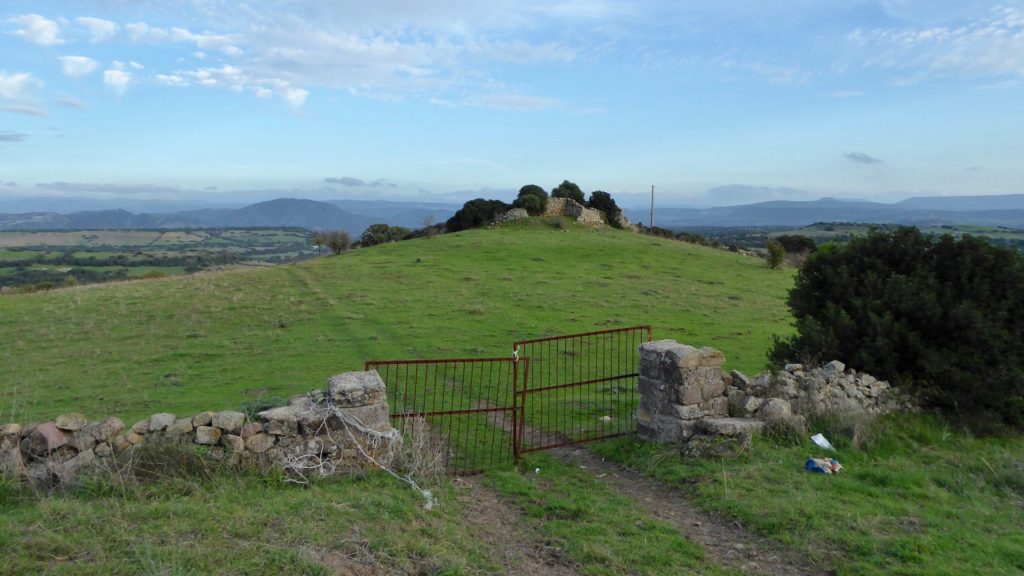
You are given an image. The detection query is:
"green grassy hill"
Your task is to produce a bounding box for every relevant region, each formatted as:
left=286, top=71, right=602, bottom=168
left=1, top=220, right=794, bottom=424
left=3, top=220, right=1020, bottom=575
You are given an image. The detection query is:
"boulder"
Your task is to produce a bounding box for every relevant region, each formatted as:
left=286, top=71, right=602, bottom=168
left=0, top=445, right=24, bottom=476
left=759, top=398, right=792, bottom=421
left=166, top=418, right=194, bottom=437
left=67, top=430, right=97, bottom=452
left=240, top=422, right=263, bottom=438
left=194, top=426, right=222, bottom=445
left=192, top=411, right=215, bottom=427
left=131, top=420, right=150, bottom=434
left=87, top=417, right=124, bottom=442
left=823, top=360, right=846, bottom=375
left=245, top=433, right=276, bottom=453
left=328, top=371, right=387, bottom=408
left=212, top=411, right=245, bottom=434
left=697, top=418, right=765, bottom=438
left=26, top=422, right=68, bottom=455
left=55, top=413, right=88, bottom=431
left=149, top=413, right=176, bottom=432
left=730, top=370, right=752, bottom=390
left=221, top=434, right=245, bottom=452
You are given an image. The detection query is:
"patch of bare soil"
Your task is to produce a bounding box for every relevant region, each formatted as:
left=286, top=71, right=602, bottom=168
left=453, top=476, right=582, bottom=576
left=554, top=447, right=833, bottom=576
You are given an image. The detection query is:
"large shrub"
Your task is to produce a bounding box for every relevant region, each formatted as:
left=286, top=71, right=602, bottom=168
left=512, top=184, right=549, bottom=216
left=770, top=227, right=1024, bottom=431
left=551, top=180, right=585, bottom=204
left=445, top=198, right=511, bottom=232
left=587, top=190, right=621, bottom=227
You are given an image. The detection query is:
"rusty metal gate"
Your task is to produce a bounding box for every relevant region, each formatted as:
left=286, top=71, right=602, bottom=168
left=513, top=325, right=651, bottom=455
left=365, top=325, right=651, bottom=475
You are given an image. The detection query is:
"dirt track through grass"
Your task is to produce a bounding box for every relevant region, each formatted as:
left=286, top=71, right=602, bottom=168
left=556, top=447, right=827, bottom=576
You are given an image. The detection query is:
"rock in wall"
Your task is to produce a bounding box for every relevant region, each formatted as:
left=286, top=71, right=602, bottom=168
left=0, top=371, right=399, bottom=489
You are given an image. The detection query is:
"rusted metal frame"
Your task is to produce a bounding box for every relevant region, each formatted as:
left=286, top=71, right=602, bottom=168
left=390, top=405, right=514, bottom=419
left=517, top=431, right=634, bottom=454
left=518, top=372, right=638, bottom=397
left=366, top=357, right=515, bottom=367
left=512, top=324, right=652, bottom=347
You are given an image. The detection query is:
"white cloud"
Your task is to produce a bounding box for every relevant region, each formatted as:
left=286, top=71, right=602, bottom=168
left=76, top=16, right=117, bottom=43
left=103, top=69, right=132, bottom=94
left=156, top=74, right=188, bottom=87
left=59, top=56, right=99, bottom=78
left=7, top=14, right=63, bottom=45
left=850, top=4, right=1024, bottom=81
left=0, top=71, right=39, bottom=101
left=129, top=61, right=145, bottom=70
left=194, top=51, right=207, bottom=60
left=283, top=87, right=309, bottom=107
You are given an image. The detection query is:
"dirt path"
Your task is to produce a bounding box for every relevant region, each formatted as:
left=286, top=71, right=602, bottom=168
left=453, top=476, right=582, bottom=576
left=553, top=447, right=832, bottom=576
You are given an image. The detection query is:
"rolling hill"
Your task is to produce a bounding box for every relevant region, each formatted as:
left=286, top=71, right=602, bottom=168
left=0, top=220, right=794, bottom=423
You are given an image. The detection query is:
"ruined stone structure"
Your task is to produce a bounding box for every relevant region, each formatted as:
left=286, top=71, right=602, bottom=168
left=637, top=340, right=899, bottom=455
left=0, top=371, right=398, bottom=488
left=542, top=197, right=607, bottom=226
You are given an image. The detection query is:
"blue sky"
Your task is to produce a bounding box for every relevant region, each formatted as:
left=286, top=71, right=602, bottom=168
left=1, top=1, right=1022, bottom=207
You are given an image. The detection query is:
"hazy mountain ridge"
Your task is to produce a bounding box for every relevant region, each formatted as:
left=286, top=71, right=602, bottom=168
left=625, top=196, right=1024, bottom=229
left=1, top=194, right=1022, bottom=232
left=0, top=198, right=460, bottom=235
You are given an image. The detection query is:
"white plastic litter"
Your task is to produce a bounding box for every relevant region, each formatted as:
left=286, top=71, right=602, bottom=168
left=811, top=433, right=834, bottom=450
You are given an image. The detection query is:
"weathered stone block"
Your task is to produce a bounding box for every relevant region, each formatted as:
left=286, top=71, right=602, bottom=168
left=730, top=370, right=752, bottom=390
left=26, top=422, right=68, bottom=455
left=265, top=418, right=298, bottom=436
left=245, top=433, right=276, bottom=453
left=194, top=426, right=222, bottom=445
left=759, top=398, right=792, bottom=421
left=131, top=420, right=150, bottom=434
left=674, top=404, right=704, bottom=420
left=86, top=417, right=124, bottom=442
left=240, top=422, right=263, bottom=438
left=212, top=411, right=245, bottom=434
left=823, top=360, right=846, bottom=375
left=166, top=418, right=194, bottom=437
left=192, top=411, right=215, bottom=427
left=222, top=434, right=245, bottom=452
left=700, top=373, right=727, bottom=400
left=55, top=413, right=87, bottom=431
left=328, top=371, right=387, bottom=407
left=0, top=445, right=24, bottom=476
left=60, top=448, right=97, bottom=482
left=68, top=430, right=97, bottom=452
left=94, top=442, right=112, bottom=457
left=149, top=413, right=176, bottom=432
left=700, top=396, right=729, bottom=417
left=697, top=417, right=765, bottom=438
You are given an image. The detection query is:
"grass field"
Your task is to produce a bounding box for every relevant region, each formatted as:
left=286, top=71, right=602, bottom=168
left=1, top=219, right=1021, bottom=575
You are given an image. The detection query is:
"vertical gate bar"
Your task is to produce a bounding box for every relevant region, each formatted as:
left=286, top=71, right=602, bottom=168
left=521, top=357, right=529, bottom=459
left=486, top=360, right=496, bottom=468
left=512, top=355, right=520, bottom=463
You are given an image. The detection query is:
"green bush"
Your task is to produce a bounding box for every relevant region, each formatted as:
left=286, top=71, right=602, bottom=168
left=770, top=227, right=1024, bottom=432
left=551, top=180, right=585, bottom=204
left=587, top=190, right=621, bottom=227
left=512, top=184, right=549, bottom=216
left=774, top=234, right=816, bottom=254
left=765, top=239, right=785, bottom=269
left=445, top=198, right=511, bottom=232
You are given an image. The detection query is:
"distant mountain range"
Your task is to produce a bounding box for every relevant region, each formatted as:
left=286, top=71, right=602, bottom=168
left=0, top=198, right=460, bottom=235
left=1, top=194, right=1023, bottom=233
left=624, top=195, right=1024, bottom=229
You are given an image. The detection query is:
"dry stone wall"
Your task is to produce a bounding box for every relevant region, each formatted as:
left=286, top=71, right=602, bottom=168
left=0, top=371, right=398, bottom=489
left=637, top=340, right=900, bottom=455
